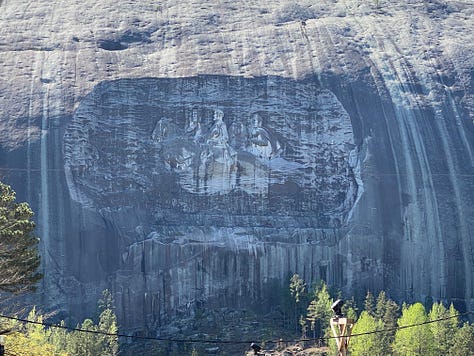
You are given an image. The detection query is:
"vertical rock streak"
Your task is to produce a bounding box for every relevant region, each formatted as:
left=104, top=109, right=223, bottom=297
left=40, top=81, right=50, bottom=287
left=362, top=14, right=472, bottom=303
left=382, top=49, right=442, bottom=299
left=0, top=0, right=472, bottom=333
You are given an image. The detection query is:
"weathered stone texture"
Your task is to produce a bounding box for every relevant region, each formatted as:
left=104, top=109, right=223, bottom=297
left=0, top=0, right=473, bottom=331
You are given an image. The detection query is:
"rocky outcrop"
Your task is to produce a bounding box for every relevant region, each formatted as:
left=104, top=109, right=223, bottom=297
left=62, top=76, right=358, bottom=329
left=0, top=0, right=473, bottom=332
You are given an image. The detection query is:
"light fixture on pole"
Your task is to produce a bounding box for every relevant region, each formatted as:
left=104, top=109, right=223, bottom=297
left=329, top=299, right=354, bottom=356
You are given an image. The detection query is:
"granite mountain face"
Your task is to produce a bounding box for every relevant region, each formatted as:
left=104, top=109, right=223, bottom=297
left=0, top=0, right=473, bottom=332
left=63, top=76, right=358, bottom=329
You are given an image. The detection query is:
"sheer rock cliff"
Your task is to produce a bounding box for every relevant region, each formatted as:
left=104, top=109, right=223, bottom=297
left=0, top=0, right=473, bottom=332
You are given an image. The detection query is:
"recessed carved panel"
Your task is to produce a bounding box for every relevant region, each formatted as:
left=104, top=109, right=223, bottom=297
left=64, top=76, right=357, bottom=228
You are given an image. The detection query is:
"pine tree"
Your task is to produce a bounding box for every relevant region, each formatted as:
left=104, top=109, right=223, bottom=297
left=98, top=288, right=114, bottom=312
left=97, top=308, right=119, bottom=355
left=392, top=302, right=434, bottom=355
left=374, top=291, right=388, bottom=320
left=374, top=291, right=399, bottom=354
left=449, top=322, right=474, bottom=355
left=0, top=181, right=42, bottom=293
left=67, top=319, right=102, bottom=356
left=66, top=290, right=119, bottom=355
left=306, top=282, right=333, bottom=341
left=289, top=273, right=306, bottom=304
left=95, top=289, right=118, bottom=355
left=49, top=320, right=69, bottom=354
left=289, top=274, right=307, bottom=333
left=364, top=291, right=376, bottom=317
left=341, top=296, right=358, bottom=321
left=429, top=302, right=459, bottom=354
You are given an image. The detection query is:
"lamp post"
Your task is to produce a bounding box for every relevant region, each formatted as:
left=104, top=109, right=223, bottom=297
left=330, top=300, right=354, bottom=356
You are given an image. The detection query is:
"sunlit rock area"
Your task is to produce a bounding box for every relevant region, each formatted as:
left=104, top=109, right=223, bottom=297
left=0, top=0, right=473, bottom=342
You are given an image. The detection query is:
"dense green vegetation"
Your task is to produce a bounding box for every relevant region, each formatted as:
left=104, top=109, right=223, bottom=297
left=0, top=181, right=42, bottom=294
left=0, top=290, right=118, bottom=356
left=0, top=272, right=472, bottom=355
left=286, top=274, right=474, bottom=356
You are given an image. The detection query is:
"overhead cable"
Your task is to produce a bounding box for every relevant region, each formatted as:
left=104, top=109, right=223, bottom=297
left=0, top=310, right=472, bottom=345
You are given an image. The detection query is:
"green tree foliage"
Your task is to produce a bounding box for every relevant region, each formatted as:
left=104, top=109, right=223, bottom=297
left=364, top=291, right=376, bottom=317
left=393, top=302, right=434, bottom=355
left=327, top=330, right=339, bottom=356
left=67, top=318, right=102, bottom=356
left=341, top=296, right=358, bottom=321
left=280, top=278, right=467, bottom=355
left=374, top=291, right=399, bottom=354
left=450, top=322, right=474, bottom=355
left=3, top=307, right=64, bottom=355
left=1, top=290, right=119, bottom=356
left=49, top=320, right=69, bottom=354
left=306, top=281, right=333, bottom=339
left=0, top=181, right=42, bottom=293
left=350, top=311, right=384, bottom=356
left=289, top=273, right=306, bottom=304
left=374, top=290, right=388, bottom=320
left=429, top=302, right=458, bottom=354
left=66, top=289, right=119, bottom=356
left=97, top=290, right=119, bottom=355
left=281, top=278, right=468, bottom=355
left=288, top=273, right=307, bottom=333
